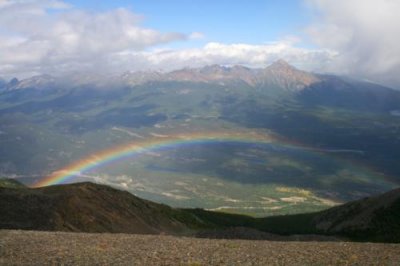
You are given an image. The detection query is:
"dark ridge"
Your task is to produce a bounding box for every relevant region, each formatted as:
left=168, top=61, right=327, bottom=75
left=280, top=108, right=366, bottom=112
left=1, top=181, right=400, bottom=242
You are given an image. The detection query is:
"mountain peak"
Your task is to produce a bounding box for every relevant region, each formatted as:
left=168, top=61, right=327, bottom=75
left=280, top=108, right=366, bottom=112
left=10, top=75, right=55, bottom=90
left=268, top=59, right=294, bottom=70
left=8, top=77, right=19, bottom=86
left=261, top=59, right=319, bottom=91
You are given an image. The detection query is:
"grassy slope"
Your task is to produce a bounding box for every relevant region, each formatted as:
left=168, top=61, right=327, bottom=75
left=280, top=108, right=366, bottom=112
left=0, top=178, right=27, bottom=188
left=1, top=179, right=399, bottom=243
left=0, top=181, right=196, bottom=234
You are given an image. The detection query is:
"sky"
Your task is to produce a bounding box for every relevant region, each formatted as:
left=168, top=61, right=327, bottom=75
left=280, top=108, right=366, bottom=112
left=0, top=0, right=399, bottom=88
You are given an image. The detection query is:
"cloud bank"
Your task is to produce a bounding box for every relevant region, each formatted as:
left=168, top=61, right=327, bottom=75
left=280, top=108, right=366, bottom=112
left=112, top=42, right=335, bottom=73
left=0, top=0, right=335, bottom=79
left=307, top=0, right=400, bottom=88
left=0, top=0, right=186, bottom=77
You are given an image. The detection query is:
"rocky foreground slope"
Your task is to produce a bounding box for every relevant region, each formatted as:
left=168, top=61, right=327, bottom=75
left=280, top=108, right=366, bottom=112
left=1, top=230, right=399, bottom=266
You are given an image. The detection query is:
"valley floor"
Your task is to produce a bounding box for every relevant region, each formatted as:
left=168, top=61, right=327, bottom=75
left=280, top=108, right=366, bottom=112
left=1, top=230, right=399, bottom=265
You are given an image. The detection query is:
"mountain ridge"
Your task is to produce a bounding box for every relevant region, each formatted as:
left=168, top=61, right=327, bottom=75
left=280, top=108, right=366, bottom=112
left=1, top=179, right=400, bottom=242
left=0, top=60, right=322, bottom=91
left=0, top=180, right=195, bottom=234
left=3, top=60, right=397, bottom=97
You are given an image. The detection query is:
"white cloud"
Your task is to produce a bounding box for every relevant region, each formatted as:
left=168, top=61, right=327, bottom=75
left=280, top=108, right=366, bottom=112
left=111, top=41, right=335, bottom=73
left=306, top=0, right=400, bottom=88
left=0, top=0, right=187, bottom=78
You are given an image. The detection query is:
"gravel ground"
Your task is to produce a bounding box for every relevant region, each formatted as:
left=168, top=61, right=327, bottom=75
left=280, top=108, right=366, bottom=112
left=1, top=230, right=400, bottom=265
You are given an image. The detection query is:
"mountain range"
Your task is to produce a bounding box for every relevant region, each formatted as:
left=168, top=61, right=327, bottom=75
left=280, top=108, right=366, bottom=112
left=0, top=60, right=400, bottom=217
left=0, top=60, right=318, bottom=90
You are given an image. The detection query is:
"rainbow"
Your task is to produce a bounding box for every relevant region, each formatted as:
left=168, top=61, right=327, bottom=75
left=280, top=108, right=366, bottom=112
left=33, top=131, right=281, bottom=187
